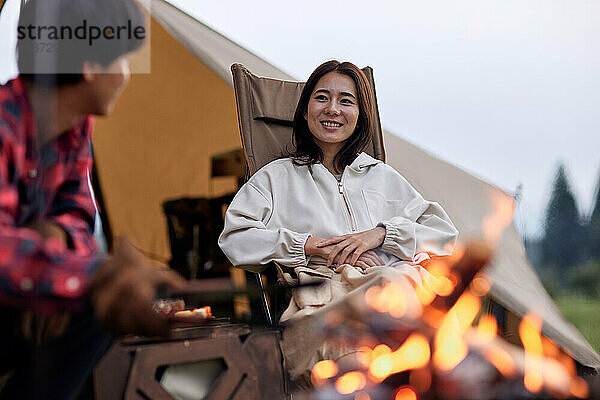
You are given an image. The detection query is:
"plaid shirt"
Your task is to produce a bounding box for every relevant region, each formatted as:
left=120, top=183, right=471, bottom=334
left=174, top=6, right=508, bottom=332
left=0, top=77, right=102, bottom=313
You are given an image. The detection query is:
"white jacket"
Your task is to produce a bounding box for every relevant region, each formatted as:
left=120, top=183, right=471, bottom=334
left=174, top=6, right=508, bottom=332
left=219, top=152, right=458, bottom=271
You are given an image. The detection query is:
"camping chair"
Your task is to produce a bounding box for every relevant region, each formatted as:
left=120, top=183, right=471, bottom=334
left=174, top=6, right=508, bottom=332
left=230, top=63, right=386, bottom=325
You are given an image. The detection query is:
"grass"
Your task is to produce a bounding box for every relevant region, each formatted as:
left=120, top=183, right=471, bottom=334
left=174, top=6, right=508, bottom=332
left=554, top=295, right=600, bottom=353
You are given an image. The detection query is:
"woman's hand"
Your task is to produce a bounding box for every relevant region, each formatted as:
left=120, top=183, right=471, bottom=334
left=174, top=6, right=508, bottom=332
left=304, top=236, right=332, bottom=258
left=354, top=250, right=385, bottom=270
left=317, top=227, right=386, bottom=266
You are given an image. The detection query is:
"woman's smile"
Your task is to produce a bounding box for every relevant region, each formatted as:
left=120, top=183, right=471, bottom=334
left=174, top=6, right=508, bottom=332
left=321, top=120, right=344, bottom=129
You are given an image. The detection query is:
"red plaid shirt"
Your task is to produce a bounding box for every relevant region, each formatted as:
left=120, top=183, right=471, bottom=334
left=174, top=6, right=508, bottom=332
left=0, top=77, right=103, bottom=313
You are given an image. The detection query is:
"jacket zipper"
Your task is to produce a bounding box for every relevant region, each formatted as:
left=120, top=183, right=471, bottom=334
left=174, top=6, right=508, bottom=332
left=338, top=179, right=357, bottom=231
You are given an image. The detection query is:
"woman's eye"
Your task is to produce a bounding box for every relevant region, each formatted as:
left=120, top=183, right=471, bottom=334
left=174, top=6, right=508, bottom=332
left=315, top=95, right=328, bottom=101
left=341, top=98, right=355, bottom=105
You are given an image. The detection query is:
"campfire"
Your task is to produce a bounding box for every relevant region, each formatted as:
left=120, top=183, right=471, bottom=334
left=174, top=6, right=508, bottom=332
left=299, top=195, right=595, bottom=400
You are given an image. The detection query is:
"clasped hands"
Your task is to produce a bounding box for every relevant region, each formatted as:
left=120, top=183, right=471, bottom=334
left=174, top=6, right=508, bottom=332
left=304, top=227, right=386, bottom=270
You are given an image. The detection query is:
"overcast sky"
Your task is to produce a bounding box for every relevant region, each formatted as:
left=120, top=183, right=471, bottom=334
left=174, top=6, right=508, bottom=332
left=1, top=0, right=599, bottom=238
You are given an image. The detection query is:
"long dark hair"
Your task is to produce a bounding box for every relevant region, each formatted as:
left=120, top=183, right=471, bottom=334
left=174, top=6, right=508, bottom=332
left=290, top=60, right=374, bottom=173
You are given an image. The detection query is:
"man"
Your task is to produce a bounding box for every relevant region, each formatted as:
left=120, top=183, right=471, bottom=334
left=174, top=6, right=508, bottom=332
left=0, top=0, right=185, bottom=398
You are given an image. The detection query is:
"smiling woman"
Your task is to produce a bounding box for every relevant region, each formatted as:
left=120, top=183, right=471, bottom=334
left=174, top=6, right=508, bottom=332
left=219, top=60, right=459, bottom=386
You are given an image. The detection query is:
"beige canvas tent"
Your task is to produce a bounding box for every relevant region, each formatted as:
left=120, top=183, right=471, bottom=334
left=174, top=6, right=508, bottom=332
left=88, top=0, right=600, bottom=371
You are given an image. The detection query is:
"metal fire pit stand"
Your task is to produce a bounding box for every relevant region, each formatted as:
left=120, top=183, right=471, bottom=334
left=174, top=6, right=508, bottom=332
left=94, top=322, right=286, bottom=400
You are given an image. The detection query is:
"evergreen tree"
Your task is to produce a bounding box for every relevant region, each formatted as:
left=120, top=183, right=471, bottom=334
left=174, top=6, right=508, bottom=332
left=541, top=164, right=584, bottom=276
left=587, top=172, right=600, bottom=260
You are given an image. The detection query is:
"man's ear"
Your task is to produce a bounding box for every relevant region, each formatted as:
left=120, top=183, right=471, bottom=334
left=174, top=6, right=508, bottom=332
left=82, top=61, right=103, bottom=82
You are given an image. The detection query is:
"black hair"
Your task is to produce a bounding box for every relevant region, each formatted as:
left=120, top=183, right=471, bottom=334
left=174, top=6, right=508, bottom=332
left=290, top=60, right=374, bottom=173
left=17, top=0, right=146, bottom=87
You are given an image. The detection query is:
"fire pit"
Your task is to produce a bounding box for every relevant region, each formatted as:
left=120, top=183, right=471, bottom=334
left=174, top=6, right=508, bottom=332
left=293, top=241, right=596, bottom=400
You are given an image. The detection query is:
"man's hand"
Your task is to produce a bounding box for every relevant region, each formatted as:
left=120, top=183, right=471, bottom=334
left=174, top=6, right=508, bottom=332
left=90, top=237, right=186, bottom=337
left=317, top=227, right=386, bottom=267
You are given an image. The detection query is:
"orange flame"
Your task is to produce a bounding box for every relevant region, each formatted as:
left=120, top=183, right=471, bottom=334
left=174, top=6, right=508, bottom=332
left=570, top=377, right=589, bottom=399
left=453, top=292, right=481, bottom=331
left=386, top=284, right=408, bottom=318
left=540, top=336, right=558, bottom=358
left=484, top=346, right=517, bottom=377
left=481, top=192, right=515, bottom=248
left=395, top=386, right=418, bottom=400
left=476, top=314, right=498, bottom=343
left=426, top=260, right=451, bottom=278
left=557, top=351, right=576, bottom=378
left=421, top=308, right=445, bottom=329
left=415, top=280, right=437, bottom=306
left=311, top=360, right=338, bottom=386
left=431, top=276, right=455, bottom=297
left=433, top=336, right=468, bottom=372
left=365, top=283, right=408, bottom=318
left=191, top=306, right=212, bottom=317
left=372, top=344, right=392, bottom=358
left=335, top=371, right=367, bottom=395
left=422, top=260, right=456, bottom=297
left=433, top=292, right=481, bottom=371
left=519, top=313, right=544, bottom=393
left=517, top=318, right=584, bottom=397
left=369, top=334, right=430, bottom=381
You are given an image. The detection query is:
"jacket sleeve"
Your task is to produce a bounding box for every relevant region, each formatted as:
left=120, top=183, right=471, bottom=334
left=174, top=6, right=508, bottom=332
left=218, top=180, right=310, bottom=272
left=377, top=178, right=458, bottom=261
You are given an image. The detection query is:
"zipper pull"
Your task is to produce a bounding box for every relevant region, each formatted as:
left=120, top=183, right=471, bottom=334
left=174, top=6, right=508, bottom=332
left=338, top=181, right=343, bottom=194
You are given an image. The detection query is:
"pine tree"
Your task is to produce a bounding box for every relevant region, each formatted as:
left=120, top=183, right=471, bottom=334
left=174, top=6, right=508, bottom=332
left=541, top=164, right=584, bottom=276
left=587, top=172, right=600, bottom=261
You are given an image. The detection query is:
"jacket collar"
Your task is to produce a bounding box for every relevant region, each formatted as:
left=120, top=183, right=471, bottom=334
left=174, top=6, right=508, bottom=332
left=348, top=152, right=383, bottom=172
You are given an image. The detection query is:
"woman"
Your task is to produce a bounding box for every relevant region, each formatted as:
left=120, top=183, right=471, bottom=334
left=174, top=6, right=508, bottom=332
left=219, top=60, right=458, bottom=383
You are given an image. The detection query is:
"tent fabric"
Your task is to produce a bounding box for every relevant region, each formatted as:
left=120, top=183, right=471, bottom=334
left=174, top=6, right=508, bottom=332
left=92, top=0, right=600, bottom=371
left=382, top=136, right=600, bottom=371
left=147, top=0, right=293, bottom=84
left=230, top=63, right=386, bottom=175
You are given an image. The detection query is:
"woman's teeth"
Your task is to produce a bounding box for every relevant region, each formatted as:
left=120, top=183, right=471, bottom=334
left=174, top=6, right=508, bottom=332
left=322, top=121, right=342, bottom=127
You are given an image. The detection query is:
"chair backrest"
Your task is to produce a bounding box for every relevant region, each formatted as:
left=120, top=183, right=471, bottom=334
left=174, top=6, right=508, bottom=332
left=231, top=63, right=386, bottom=177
